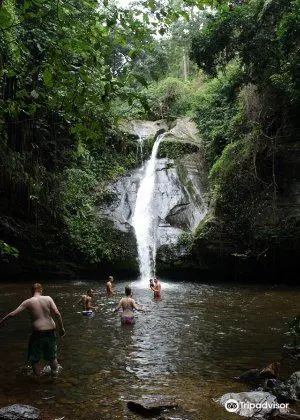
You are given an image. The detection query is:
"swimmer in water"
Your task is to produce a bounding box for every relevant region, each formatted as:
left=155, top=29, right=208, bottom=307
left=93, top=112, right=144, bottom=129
left=75, top=289, right=98, bottom=316
left=106, top=276, right=115, bottom=297
left=150, top=277, right=162, bottom=300
left=113, top=286, right=144, bottom=324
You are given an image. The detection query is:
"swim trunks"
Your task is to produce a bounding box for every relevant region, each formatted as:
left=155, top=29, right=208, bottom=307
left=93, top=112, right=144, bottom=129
left=82, top=310, right=94, bottom=317
left=121, top=311, right=134, bottom=325
left=28, top=329, right=57, bottom=364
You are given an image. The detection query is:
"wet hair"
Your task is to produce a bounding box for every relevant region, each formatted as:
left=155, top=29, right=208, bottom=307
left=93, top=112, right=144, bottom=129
left=31, top=283, right=42, bottom=294
left=125, top=286, right=131, bottom=296
left=87, top=289, right=93, bottom=294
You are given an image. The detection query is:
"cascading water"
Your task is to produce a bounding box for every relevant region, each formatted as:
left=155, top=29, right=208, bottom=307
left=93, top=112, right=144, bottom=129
left=132, top=134, right=164, bottom=284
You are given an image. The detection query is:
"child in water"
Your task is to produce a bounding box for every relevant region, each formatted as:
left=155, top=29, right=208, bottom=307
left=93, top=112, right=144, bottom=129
left=114, top=286, right=144, bottom=324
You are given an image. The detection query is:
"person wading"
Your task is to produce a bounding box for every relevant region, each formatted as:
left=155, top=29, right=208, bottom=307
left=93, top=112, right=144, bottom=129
left=114, top=286, right=144, bottom=324
left=0, top=283, right=65, bottom=376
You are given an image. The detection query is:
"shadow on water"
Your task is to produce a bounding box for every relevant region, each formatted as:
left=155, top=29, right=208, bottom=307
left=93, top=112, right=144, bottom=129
left=1, top=279, right=300, bottom=419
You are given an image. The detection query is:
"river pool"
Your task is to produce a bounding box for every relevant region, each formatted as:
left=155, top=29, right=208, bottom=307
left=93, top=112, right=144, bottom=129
left=0, top=279, right=300, bottom=419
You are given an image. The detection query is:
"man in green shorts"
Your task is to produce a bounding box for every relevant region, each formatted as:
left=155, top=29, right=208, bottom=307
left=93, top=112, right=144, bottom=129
left=0, top=283, right=65, bottom=376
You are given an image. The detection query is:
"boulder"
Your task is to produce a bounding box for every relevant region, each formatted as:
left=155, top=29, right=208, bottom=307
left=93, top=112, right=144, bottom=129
left=127, top=397, right=178, bottom=416
left=285, top=372, right=300, bottom=400
left=235, top=368, right=262, bottom=384
left=265, top=410, right=300, bottom=419
left=0, top=404, right=40, bottom=420
left=217, top=391, right=288, bottom=418
left=236, top=363, right=280, bottom=385
left=269, top=371, right=300, bottom=403
left=264, top=379, right=296, bottom=404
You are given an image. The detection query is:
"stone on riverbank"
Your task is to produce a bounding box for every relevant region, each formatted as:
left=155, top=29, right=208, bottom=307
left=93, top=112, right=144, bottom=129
left=127, top=397, right=178, bottom=416
left=0, top=404, right=40, bottom=420
left=235, top=368, right=261, bottom=384
left=264, top=410, right=300, bottom=419
left=217, top=391, right=288, bottom=418
left=285, top=372, right=300, bottom=400
left=267, top=371, right=300, bottom=404
left=236, top=363, right=280, bottom=385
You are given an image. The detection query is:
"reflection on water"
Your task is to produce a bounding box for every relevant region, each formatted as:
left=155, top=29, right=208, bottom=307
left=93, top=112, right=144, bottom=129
left=1, top=280, right=300, bottom=419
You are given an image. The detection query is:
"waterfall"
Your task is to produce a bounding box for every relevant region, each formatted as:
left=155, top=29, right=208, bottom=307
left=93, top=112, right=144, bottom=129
left=132, top=134, right=164, bottom=283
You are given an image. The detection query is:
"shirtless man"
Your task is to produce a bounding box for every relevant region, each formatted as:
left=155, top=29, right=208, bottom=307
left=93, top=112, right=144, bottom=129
left=75, top=289, right=98, bottom=316
left=0, top=283, right=65, bottom=376
left=151, top=278, right=162, bottom=299
left=114, top=286, right=144, bottom=324
left=106, top=276, right=115, bottom=297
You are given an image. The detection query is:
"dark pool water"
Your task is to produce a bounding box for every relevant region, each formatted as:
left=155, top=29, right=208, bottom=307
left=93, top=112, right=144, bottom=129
left=1, top=279, right=300, bottom=419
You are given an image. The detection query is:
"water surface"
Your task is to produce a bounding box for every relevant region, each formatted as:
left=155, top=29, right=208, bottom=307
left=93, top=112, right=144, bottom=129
left=0, top=280, right=299, bottom=419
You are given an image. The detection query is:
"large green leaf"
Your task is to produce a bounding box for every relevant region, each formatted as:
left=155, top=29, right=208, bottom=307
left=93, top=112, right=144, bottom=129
left=132, top=73, right=148, bottom=87
left=43, top=68, right=53, bottom=88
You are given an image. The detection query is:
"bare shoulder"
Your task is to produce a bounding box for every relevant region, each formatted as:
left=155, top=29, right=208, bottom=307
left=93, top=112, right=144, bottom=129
left=43, top=295, right=53, bottom=301
left=20, top=298, right=31, bottom=307
left=43, top=295, right=56, bottom=305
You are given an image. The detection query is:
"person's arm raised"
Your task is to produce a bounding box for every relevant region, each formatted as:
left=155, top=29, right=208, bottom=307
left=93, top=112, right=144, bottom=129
left=0, top=301, right=28, bottom=327
left=49, top=298, right=65, bottom=337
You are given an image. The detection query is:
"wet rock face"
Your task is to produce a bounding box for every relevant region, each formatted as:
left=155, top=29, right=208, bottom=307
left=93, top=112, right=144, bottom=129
left=119, top=119, right=169, bottom=139
left=119, top=117, right=202, bottom=148
left=98, top=118, right=206, bottom=269
left=98, top=170, right=140, bottom=233
left=164, top=117, right=202, bottom=147
left=97, top=157, right=206, bottom=253
left=0, top=404, right=40, bottom=420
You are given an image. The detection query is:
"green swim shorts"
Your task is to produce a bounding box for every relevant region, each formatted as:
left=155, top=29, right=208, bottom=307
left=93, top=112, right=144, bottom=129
left=28, top=329, right=57, bottom=364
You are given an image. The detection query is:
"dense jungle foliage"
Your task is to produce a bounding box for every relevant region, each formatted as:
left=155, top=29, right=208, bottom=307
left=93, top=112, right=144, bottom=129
left=188, top=0, right=300, bottom=276
left=0, top=0, right=299, bottom=277
left=0, top=0, right=156, bottom=274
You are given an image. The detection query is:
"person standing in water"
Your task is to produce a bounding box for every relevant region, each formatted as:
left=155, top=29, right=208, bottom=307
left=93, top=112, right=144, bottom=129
left=151, top=277, right=162, bottom=299
left=106, top=276, right=115, bottom=297
left=0, top=283, right=65, bottom=376
left=75, top=289, right=98, bottom=316
left=114, top=286, right=144, bottom=324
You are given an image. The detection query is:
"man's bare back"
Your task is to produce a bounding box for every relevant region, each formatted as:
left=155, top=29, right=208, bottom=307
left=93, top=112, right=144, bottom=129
left=23, top=295, right=58, bottom=331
